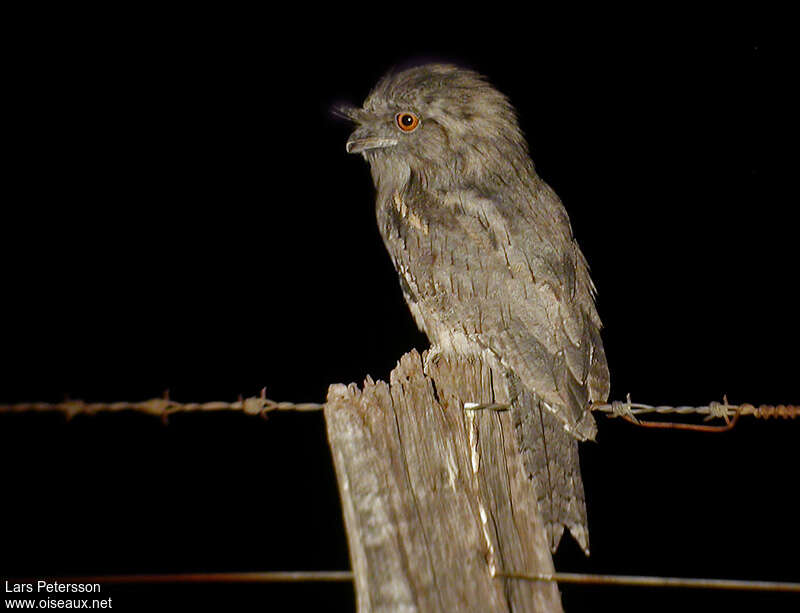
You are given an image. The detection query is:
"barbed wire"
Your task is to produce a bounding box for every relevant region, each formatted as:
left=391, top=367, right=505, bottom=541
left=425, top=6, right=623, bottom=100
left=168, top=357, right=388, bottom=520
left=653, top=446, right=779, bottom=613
left=468, top=394, right=799, bottom=431
left=0, top=389, right=324, bottom=422
left=2, top=391, right=797, bottom=594
left=589, top=394, right=799, bottom=432
left=591, top=394, right=799, bottom=421
left=3, top=390, right=795, bottom=430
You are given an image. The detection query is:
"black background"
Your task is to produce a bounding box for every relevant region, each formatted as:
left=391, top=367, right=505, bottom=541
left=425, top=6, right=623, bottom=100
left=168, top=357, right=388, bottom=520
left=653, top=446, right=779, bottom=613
left=2, top=8, right=797, bottom=612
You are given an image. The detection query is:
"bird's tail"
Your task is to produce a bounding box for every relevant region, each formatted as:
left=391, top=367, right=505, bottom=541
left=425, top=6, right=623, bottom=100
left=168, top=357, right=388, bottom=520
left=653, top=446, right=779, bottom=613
left=507, top=373, right=591, bottom=555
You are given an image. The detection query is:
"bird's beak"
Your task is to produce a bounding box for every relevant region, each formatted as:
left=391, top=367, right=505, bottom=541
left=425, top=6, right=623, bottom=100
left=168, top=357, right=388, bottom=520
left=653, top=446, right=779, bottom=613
left=345, top=133, right=399, bottom=154
left=333, top=105, right=398, bottom=154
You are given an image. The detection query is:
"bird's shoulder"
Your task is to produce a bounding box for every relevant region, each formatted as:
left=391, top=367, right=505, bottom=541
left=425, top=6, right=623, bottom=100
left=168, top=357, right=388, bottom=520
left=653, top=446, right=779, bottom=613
left=379, top=175, right=579, bottom=294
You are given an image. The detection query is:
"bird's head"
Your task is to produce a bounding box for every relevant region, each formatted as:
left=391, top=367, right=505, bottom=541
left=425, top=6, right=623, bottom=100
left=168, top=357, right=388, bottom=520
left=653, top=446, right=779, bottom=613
left=336, top=63, right=532, bottom=189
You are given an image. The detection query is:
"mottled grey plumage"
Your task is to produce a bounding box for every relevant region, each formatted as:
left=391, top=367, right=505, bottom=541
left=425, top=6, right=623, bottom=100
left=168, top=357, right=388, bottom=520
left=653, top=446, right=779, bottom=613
left=341, top=63, right=609, bottom=553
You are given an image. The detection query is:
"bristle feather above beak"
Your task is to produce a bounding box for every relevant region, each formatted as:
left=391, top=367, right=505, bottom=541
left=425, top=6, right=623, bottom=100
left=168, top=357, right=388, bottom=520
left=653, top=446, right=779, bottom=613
left=331, top=104, right=370, bottom=124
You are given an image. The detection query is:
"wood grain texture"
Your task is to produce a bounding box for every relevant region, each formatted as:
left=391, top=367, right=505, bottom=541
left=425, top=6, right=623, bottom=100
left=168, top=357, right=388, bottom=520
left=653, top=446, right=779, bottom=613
left=325, top=350, right=562, bottom=613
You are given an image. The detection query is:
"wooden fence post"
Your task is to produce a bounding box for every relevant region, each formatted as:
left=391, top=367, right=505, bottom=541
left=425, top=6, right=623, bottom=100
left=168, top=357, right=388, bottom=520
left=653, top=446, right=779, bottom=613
left=325, top=350, right=563, bottom=613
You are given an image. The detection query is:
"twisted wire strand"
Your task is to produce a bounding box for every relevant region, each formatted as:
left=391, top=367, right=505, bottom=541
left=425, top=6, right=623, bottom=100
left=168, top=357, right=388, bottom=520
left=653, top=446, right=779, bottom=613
left=1, top=392, right=797, bottom=423
left=593, top=400, right=799, bottom=420
left=0, top=389, right=324, bottom=422
left=468, top=395, right=799, bottom=424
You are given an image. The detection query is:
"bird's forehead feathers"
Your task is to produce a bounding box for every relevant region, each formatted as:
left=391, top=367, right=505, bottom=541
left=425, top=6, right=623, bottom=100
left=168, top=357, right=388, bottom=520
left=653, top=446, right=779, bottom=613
left=363, top=64, right=516, bottom=128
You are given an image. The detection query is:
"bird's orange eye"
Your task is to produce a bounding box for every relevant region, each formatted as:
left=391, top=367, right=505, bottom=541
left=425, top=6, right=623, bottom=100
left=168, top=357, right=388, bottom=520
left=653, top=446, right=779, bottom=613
left=396, top=112, right=420, bottom=132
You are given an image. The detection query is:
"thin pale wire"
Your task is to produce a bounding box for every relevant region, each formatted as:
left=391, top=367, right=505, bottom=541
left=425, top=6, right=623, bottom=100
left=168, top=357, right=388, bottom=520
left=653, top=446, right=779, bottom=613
left=22, top=571, right=356, bottom=584
left=11, top=570, right=798, bottom=593
left=497, top=571, right=800, bottom=593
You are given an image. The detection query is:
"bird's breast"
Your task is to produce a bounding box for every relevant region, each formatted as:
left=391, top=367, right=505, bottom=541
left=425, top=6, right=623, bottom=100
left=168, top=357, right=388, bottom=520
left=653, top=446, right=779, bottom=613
left=390, top=191, right=429, bottom=236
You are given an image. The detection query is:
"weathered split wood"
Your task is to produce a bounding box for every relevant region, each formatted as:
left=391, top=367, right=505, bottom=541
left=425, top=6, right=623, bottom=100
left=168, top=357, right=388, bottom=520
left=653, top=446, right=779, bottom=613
left=325, top=350, right=562, bottom=613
